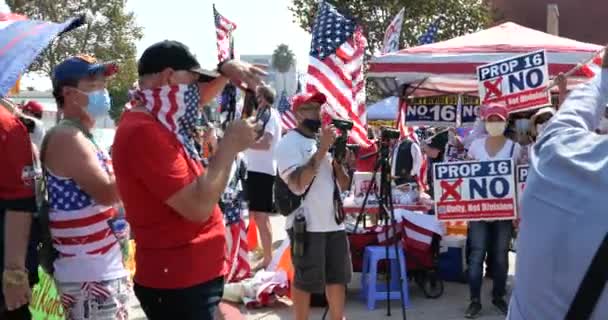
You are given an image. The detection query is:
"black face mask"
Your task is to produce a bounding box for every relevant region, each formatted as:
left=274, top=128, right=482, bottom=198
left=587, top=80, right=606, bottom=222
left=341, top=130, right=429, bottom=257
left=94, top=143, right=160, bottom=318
left=302, top=119, right=322, bottom=132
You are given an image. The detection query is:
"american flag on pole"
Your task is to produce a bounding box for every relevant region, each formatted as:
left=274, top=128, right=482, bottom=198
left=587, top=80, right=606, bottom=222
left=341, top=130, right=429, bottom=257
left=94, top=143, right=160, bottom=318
left=305, top=2, right=372, bottom=147
left=224, top=203, right=251, bottom=283
left=0, top=3, right=83, bottom=97
left=213, top=4, right=237, bottom=63
left=277, top=90, right=297, bottom=131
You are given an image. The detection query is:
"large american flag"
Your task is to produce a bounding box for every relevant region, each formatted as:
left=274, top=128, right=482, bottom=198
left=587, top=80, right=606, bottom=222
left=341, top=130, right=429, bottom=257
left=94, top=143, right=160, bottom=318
left=305, top=2, right=371, bottom=147
left=213, top=5, right=237, bottom=63
left=0, top=4, right=84, bottom=96
left=277, top=90, right=296, bottom=131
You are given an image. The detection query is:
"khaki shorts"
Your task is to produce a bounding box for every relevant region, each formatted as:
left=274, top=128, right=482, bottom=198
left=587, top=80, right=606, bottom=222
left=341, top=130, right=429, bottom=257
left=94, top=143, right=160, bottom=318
left=288, top=229, right=353, bottom=293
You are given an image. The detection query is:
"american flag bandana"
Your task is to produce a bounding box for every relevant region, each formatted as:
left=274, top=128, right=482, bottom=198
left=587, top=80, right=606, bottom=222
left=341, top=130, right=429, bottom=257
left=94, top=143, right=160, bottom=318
left=136, top=84, right=201, bottom=160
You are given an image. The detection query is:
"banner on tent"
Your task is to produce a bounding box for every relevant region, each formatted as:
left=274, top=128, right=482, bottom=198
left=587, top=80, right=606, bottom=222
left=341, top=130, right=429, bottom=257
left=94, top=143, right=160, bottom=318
left=368, top=120, right=395, bottom=127
left=477, top=50, right=551, bottom=113
left=433, top=160, right=517, bottom=222
left=405, top=95, right=459, bottom=127
left=459, top=95, right=480, bottom=127
left=516, top=164, right=528, bottom=198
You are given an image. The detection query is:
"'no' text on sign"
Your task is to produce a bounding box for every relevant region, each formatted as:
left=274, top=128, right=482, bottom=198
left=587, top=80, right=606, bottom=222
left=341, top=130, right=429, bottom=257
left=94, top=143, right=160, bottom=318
left=433, top=160, right=518, bottom=222
left=477, top=50, right=551, bottom=113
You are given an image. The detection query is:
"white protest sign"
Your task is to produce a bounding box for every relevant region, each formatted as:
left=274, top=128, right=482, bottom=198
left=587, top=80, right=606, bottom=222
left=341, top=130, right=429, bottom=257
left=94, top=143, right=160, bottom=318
left=433, top=160, right=518, bottom=222
left=477, top=50, right=551, bottom=113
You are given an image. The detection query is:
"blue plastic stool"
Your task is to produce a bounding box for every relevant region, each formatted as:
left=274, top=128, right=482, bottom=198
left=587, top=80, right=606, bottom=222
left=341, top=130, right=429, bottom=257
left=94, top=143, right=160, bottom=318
left=360, top=245, right=410, bottom=310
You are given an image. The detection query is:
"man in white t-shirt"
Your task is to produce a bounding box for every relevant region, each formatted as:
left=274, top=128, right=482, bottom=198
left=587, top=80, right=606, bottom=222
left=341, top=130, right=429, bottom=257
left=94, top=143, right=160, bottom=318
left=275, top=92, right=351, bottom=320
left=244, top=85, right=282, bottom=268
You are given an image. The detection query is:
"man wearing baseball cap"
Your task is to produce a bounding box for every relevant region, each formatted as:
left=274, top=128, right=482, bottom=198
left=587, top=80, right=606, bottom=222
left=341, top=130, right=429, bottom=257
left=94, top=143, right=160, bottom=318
left=275, top=92, right=352, bottom=320
left=112, top=40, right=264, bottom=319
left=464, top=103, right=521, bottom=318
left=43, top=55, right=131, bottom=318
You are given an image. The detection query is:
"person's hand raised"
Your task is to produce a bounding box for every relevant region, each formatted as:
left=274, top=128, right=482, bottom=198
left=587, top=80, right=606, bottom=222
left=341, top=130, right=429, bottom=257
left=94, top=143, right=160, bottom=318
left=222, top=118, right=259, bottom=153
left=219, top=60, right=268, bottom=91
left=319, top=125, right=337, bottom=153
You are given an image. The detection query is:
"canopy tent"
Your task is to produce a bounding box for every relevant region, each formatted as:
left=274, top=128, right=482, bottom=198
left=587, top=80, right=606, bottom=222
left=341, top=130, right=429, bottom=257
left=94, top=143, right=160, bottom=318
left=368, top=22, right=602, bottom=96
left=366, top=96, right=399, bottom=120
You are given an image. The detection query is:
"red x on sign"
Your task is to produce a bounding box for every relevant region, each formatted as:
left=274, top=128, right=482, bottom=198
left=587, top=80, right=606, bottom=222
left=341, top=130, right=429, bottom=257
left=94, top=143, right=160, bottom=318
left=483, top=77, right=503, bottom=101
left=440, top=178, right=464, bottom=202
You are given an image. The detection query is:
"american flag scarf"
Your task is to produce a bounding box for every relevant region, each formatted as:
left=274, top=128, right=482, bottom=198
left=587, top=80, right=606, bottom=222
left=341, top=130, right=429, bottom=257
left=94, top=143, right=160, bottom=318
left=136, top=84, right=201, bottom=160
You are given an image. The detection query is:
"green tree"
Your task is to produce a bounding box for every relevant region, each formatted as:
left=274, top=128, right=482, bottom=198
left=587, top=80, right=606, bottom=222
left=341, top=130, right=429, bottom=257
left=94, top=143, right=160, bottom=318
left=289, top=0, right=491, bottom=101
left=7, top=0, right=143, bottom=124
left=272, top=44, right=296, bottom=93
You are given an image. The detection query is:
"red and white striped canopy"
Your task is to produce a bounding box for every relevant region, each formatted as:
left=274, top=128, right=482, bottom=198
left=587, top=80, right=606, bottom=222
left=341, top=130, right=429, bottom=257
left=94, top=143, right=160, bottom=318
left=368, top=22, right=602, bottom=96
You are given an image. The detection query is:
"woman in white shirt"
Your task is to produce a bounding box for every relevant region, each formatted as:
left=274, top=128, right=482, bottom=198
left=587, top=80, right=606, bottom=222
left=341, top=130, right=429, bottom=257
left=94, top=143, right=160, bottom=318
left=464, top=103, right=520, bottom=319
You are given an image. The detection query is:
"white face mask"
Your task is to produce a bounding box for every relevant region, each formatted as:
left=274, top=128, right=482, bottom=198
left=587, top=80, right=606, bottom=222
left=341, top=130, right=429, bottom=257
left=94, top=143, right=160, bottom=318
left=485, top=122, right=506, bottom=137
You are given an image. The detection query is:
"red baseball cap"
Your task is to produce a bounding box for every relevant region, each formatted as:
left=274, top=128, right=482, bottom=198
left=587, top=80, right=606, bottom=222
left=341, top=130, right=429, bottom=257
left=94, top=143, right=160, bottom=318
left=291, top=92, right=326, bottom=112
left=21, top=100, right=43, bottom=118
left=481, top=103, right=508, bottom=121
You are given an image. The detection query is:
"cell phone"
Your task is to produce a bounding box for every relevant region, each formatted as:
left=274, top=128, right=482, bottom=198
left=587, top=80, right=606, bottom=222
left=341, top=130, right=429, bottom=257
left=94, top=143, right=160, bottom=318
left=255, top=107, right=271, bottom=139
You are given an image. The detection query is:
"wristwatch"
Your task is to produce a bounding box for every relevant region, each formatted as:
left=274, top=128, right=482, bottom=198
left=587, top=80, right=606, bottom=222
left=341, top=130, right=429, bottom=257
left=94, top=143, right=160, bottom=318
left=3, top=269, right=28, bottom=286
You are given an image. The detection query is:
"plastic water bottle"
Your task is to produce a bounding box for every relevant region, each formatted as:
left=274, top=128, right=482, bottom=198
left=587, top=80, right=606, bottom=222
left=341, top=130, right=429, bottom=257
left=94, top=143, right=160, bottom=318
left=108, top=218, right=130, bottom=263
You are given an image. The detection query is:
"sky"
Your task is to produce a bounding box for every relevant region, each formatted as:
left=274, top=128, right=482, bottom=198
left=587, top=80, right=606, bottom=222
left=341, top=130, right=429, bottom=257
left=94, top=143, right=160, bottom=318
left=23, top=0, right=312, bottom=90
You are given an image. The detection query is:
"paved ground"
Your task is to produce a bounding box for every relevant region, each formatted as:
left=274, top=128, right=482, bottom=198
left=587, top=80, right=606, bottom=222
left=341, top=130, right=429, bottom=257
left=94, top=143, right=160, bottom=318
left=128, top=215, right=514, bottom=320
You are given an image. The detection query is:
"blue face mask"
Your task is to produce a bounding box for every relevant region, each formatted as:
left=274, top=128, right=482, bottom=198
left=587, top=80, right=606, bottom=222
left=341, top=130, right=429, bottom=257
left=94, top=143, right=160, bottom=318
left=86, top=89, right=111, bottom=119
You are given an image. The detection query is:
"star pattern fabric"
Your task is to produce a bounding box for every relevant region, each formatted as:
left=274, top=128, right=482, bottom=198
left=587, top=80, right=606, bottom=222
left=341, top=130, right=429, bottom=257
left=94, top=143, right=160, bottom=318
left=309, top=1, right=356, bottom=60
left=48, top=174, right=93, bottom=211
left=418, top=18, right=442, bottom=45
left=175, top=85, right=202, bottom=160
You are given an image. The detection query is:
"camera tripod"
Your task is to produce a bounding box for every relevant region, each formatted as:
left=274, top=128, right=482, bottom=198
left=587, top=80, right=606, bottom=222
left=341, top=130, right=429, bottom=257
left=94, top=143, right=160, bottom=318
left=353, top=134, right=407, bottom=320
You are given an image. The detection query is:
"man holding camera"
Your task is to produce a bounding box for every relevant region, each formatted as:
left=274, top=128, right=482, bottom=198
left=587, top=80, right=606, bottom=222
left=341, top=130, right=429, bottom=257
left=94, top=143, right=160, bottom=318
left=275, top=92, right=351, bottom=320
left=244, top=85, right=281, bottom=269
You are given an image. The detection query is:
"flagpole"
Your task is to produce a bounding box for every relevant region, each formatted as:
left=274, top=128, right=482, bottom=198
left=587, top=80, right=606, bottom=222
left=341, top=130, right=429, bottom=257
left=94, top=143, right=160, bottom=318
left=545, top=45, right=607, bottom=91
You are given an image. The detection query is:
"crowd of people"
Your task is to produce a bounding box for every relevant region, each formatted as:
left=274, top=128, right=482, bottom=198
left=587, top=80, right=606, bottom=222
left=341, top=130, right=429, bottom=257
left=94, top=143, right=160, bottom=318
left=1, top=32, right=607, bottom=320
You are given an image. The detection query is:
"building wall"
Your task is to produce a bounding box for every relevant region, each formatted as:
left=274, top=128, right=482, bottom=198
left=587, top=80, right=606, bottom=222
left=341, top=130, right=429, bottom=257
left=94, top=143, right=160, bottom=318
left=240, top=54, right=298, bottom=97
left=489, top=0, right=608, bottom=45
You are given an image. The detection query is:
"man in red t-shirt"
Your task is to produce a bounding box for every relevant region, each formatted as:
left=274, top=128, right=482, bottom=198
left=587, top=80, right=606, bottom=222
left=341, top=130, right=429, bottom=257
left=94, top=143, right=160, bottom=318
left=112, top=40, right=265, bottom=320
left=0, top=100, right=40, bottom=320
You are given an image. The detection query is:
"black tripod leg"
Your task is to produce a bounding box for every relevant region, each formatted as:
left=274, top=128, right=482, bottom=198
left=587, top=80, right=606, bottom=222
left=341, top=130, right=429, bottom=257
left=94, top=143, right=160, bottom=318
left=386, top=187, right=407, bottom=320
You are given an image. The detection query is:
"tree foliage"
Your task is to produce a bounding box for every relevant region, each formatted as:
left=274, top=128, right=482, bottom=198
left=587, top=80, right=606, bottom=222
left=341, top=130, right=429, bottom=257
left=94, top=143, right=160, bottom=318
left=7, top=0, right=143, bottom=124
left=272, top=44, right=296, bottom=93
left=272, top=44, right=296, bottom=73
left=289, top=0, right=491, bottom=101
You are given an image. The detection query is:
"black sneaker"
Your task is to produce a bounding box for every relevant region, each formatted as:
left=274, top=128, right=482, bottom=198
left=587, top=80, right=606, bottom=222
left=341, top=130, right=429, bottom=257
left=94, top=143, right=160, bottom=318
left=465, top=301, right=482, bottom=319
left=492, top=297, right=508, bottom=315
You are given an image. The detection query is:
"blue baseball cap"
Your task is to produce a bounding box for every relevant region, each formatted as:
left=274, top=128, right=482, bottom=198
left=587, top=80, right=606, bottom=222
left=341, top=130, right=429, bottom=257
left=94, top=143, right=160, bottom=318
left=52, top=55, right=118, bottom=87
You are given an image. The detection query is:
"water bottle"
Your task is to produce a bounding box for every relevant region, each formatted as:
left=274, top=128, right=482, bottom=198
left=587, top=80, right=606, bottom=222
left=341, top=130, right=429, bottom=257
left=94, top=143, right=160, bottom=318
left=108, top=218, right=130, bottom=263
left=293, top=214, right=307, bottom=257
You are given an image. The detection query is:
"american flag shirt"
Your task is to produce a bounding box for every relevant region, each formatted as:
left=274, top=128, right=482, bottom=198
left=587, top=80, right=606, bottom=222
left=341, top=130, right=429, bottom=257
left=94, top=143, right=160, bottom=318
left=46, top=139, right=127, bottom=283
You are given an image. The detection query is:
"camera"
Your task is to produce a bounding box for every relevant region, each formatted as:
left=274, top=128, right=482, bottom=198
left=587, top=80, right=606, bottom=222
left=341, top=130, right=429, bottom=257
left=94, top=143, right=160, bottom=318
left=380, top=127, right=400, bottom=140
left=331, top=119, right=353, bottom=163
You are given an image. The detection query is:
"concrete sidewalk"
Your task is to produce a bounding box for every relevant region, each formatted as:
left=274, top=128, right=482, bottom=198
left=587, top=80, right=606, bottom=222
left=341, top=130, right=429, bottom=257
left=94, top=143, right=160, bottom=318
left=128, top=215, right=514, bottom=320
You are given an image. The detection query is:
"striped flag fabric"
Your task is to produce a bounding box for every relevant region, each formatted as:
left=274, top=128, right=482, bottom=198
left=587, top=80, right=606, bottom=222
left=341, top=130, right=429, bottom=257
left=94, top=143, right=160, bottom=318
left=224, top=205, right=251, bottom=283
left=213, top=4, right=237, bottom=63
left=277, top=90, right=296, bottom=131
left=305, top=2, right=372, bottom=147
left=0, top=5, right=84, bottom=97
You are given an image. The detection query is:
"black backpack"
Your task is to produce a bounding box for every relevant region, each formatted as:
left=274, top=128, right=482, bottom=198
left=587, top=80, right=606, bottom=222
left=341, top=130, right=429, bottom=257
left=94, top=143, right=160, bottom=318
left=273, top=175, right=314, bottom=216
